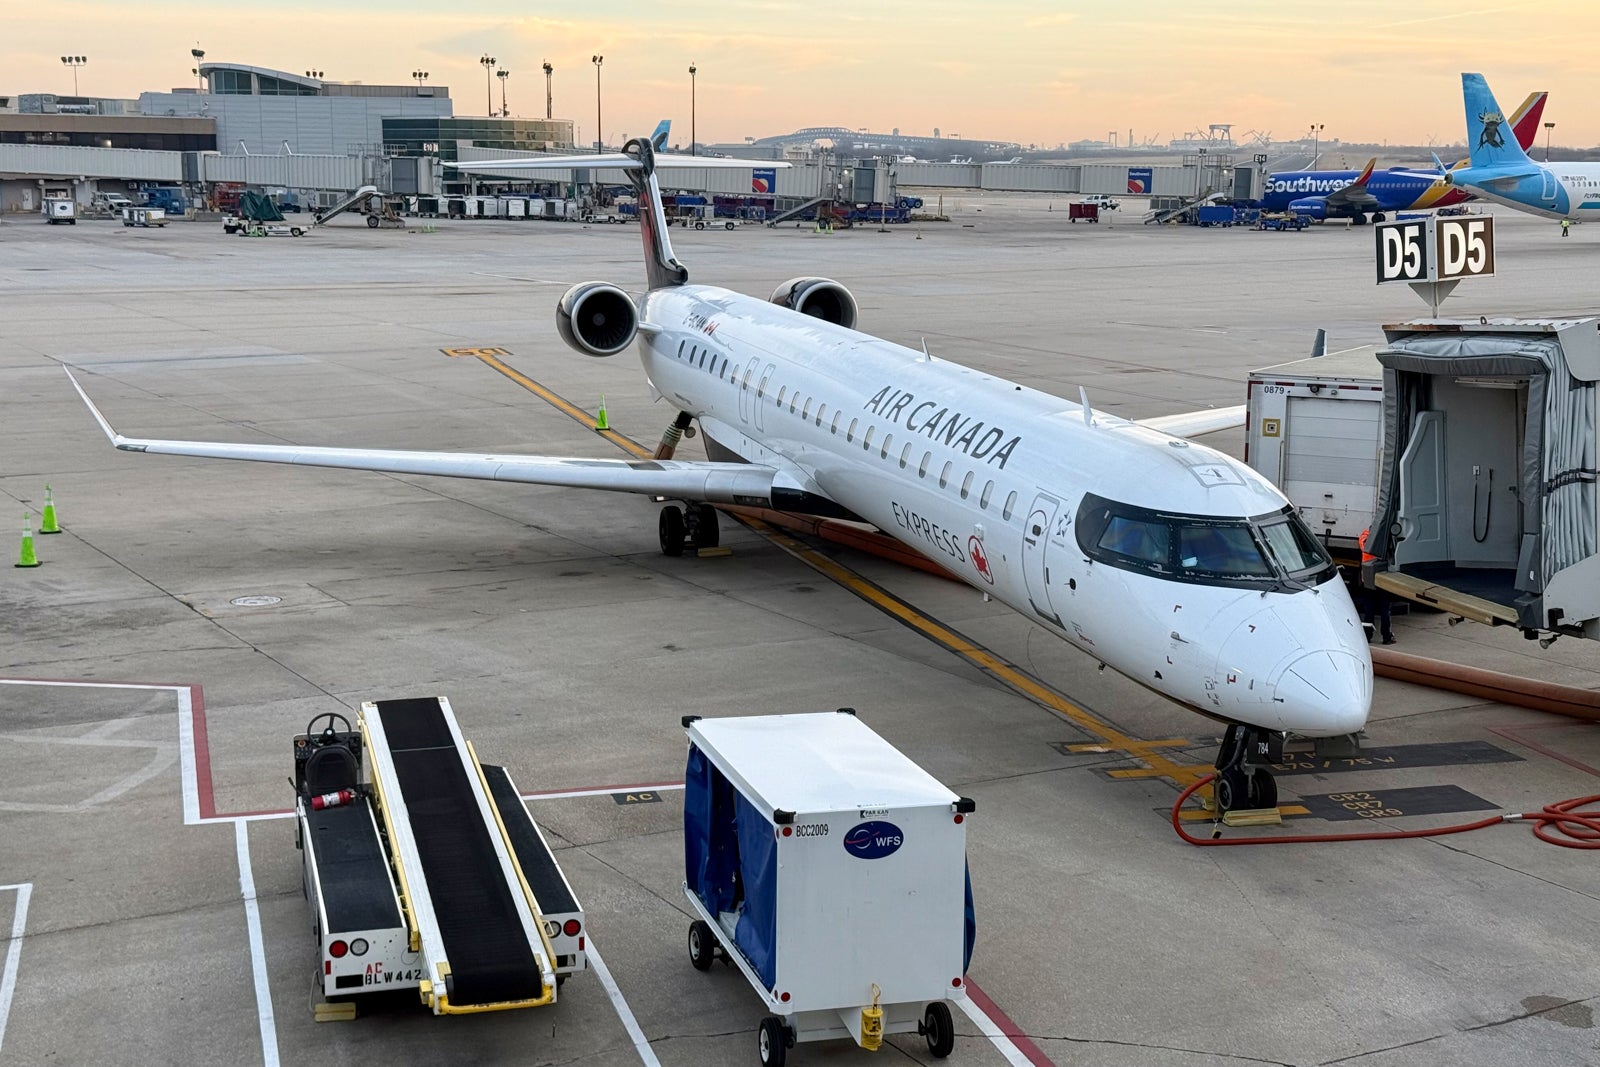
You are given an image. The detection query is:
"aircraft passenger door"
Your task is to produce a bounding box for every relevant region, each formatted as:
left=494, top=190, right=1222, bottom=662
left=1395, top=411, right=1449, bottom=566
left=1541, top=169, right=1558, bottom=202
left=1022, top=492, right=1065, bottom=628
left=738, top=358, right=759, bottom=425
left=754, top=364, right=775, bottom=433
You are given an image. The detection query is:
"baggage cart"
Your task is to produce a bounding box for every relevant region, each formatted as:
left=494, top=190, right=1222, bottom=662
left=682, top=710, right=975, bottom=1064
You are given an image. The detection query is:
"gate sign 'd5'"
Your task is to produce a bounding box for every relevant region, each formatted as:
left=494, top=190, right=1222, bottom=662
left=1375, top=216, right=1495, bottom=285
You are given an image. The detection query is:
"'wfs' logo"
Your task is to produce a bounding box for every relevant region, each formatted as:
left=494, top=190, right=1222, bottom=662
left=842, top=821, right=904, bottom=860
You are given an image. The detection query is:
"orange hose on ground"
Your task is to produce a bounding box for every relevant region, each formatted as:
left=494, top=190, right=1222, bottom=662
left=719, top=505, right=960, bottom=581
left=1171, top=773, right=1600, bottom=849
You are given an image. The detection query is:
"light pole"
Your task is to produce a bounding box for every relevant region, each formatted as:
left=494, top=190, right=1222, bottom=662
left=413, top=69, right=429, bottom=88
left=1309, top=122, right=1323, bottom=164
left=191, top=48, right=205, bottom=92
left=60, top=56, right=86, bottom=96
left=497, top=68, right=510, bottom=116
left=480, top=54, right=497, bottom=117
left=591, top=55, right=603, bottom=152
left=688, top=63, right=697, bottom=156
left=1544, top=121, right=1555, bottom=162
left=304, top=70, right=323, bottom=80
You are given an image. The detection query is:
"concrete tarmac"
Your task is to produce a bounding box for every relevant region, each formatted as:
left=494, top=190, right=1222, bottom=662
left=2, top=201, right=1600, bottom=1066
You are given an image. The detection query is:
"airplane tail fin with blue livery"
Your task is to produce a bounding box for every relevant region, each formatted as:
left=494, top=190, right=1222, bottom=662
left=650, top=120, right=670, bottom=151
left=1463, top=73, right=1537, bottom=171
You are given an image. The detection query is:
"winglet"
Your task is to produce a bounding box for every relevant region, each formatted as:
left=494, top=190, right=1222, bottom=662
left=1352, top=158, right=1377, bottom=186
left=64, top=368, right=141, bottom=451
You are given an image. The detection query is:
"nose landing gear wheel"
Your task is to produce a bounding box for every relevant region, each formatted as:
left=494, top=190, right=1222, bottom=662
left=758, top=1015, right=789, bottom=1066
left=659, top=505, right=686, bottom=556
left=1212, top=722, right=1282, bottom=814
left=923, top=1001, right=955, bottom=1058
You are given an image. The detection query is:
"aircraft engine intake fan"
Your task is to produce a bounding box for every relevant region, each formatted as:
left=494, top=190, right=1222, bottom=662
left=1287, top=197, right=1327, bottom=221
left=770, top=277, right=858, bottom=330
left=557, top=282, right=639, bottom=357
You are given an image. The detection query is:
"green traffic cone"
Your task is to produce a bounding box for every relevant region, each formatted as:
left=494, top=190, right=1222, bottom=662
left=595, top=395, right=610, bottom=432
left=39, top=485, right=60, bottom=534
left=15, top=513, right=40, bottom=568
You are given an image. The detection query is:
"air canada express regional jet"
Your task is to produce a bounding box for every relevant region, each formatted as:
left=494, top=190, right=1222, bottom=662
left=69, top=129, right=1372, bottom=812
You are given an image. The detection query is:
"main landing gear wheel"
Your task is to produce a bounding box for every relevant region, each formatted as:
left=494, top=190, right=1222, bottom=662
left=758, top=1015, right=789, bottom=1066
left=1212, top=723, right=1282, bottom=814
left=687, top=920, right=717, bottom=971
left=687, top=503, right=720, bottom=549
left=659, top=505, right=686, bottom=556
left=923, top=1001, right=955, bottom=1058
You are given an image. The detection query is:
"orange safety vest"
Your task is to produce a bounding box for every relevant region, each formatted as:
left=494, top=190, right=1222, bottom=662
left=1359, top=527, right=1376, bottom=564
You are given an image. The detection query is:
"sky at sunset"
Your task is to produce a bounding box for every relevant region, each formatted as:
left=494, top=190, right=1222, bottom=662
left=7, top=1, right=1600, bottom=149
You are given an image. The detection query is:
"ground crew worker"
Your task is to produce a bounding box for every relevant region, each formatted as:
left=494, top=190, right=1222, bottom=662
left=1562, top=219, right=1571, bottom=237
left=1358, top=528, right=1394, bottom=645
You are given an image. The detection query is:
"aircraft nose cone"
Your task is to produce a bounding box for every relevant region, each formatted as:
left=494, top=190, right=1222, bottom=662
left=1273, top=650, right=1371, bottom=736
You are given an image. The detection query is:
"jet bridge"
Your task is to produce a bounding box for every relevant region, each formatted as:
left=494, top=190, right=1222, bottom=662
left=1366, top=319, right=1600, bottom=641
left=296, top=696, right=577, bottom=1016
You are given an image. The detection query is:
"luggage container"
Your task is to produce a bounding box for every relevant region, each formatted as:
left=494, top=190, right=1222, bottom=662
left=682, top=710, right=975, bottom=1065
left=44, top=197, right=77, bottom=225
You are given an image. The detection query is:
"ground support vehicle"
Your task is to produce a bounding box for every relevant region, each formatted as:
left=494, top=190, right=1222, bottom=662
left=682, top=710, right=975, bottom=1065
left=1247, top=346, right=1385, bottom=563
left=1195, top=205, right=1238, bottom=227
left=1258, top=212, right=1309, bottom=231
left=295, top=696, right=584, bottom=1016
left=121, top=206, right=167, bottom=227
left=1068, top=203, right=1099, bottom=223
left=45, top=198, right=77, bottom=224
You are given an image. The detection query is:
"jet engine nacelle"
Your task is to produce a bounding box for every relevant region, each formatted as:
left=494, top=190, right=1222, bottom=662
left=557, top=282, right=639, bottom=357
left=769, top=277, right=858, bottom=330
left=1287, top=197, right=1328, bottom=221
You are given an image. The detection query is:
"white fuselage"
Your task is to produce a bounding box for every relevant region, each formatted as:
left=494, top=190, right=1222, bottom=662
left=637, top=285, right=1372, bottom=737
left=1457, top=161, right=1600, bottom=221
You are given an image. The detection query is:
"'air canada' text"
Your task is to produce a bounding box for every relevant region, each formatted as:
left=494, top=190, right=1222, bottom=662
left=862, top=387, right=1021, bottom=469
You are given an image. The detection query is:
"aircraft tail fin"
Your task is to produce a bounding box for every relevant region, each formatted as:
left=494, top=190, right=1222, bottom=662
left=1351, top=158, right=1377, bottom=186
left=650, top=119, right=670, bottom=151
left=1509, top=90, right=1548, bottom=152
left=1463, top=73, right=1536, bottom=170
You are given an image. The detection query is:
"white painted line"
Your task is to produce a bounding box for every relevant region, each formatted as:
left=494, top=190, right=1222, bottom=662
left=955, top=992, right=1036, bottom=1067
left=585, top=937, right=662, bottom=1067
left=523, top=783, right=685, bottom=802
left=176, top=686, right=200, bottom=825
left=234, top=823, right=280, bottom=1067
left=0, top=883, right=33, bottom=1056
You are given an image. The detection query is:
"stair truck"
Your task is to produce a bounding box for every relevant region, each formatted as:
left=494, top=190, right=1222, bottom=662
left=294, top=696, right=586, bottom=1016
left=681, top=710, right=975, bottom=1065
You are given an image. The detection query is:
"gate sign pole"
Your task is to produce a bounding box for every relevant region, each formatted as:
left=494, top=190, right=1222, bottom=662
left=1375, top=215, right=1495, bottom=317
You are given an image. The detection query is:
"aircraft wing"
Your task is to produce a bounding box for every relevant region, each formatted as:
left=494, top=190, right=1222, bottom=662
left=1134, top=405, right=1246, bottom=438
left=1321, top=159, right=1380, bottom=209
left=67, top=370, right=781, bottom=504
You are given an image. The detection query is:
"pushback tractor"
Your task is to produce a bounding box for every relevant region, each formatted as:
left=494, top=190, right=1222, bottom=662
left=293, top=696, right=586, bottom=1015
left=681, top=710, right=976, bottom=1065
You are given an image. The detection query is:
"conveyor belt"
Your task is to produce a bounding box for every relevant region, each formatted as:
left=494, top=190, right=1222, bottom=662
left=304, top=802, right=402, bottom=934
left=482, top=765, right=579, bottom=916
left=372, top=697, right=543, bottom=1006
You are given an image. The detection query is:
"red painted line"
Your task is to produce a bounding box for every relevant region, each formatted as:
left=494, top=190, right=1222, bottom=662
left=964, top=978, right=1055, bottom=1066
left=190, top=684, right=218, bottom=820
left=1488, top=724, right=1600, bottom=781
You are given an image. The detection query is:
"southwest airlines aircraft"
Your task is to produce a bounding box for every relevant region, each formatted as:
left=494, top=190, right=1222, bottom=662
left=1448, top=74, right=1600, bottom=222
left=70, top=135, right=1372, bottom=813
left=1262, top=90, right=1547, bottom=222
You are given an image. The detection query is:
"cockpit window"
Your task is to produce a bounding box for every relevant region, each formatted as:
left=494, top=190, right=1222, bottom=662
left=1076, top=493, right=1333, bottom=591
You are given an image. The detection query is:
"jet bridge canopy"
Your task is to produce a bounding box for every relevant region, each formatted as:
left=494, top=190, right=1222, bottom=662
left=1368, top=319, right=1600, bottom=638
